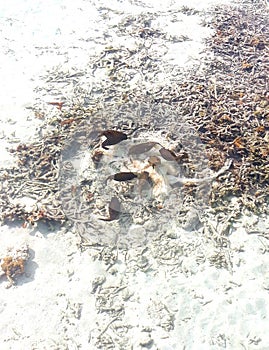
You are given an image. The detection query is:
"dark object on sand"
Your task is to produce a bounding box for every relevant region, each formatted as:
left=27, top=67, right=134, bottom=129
left=101, top=130, right=127, bottom=149
left=99, top=196, right=121, bottom=221
left=112, top=172, right=138, bottom=181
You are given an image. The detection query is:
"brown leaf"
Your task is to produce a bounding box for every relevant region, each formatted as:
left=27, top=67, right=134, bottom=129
left=61, top=118, right=75, bottom=126
left=241, top=61, right=253, bottom=72
left=138, top=171, right=153, bottom=186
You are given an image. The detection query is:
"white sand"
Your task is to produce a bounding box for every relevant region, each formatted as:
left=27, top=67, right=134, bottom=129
left=1, top=1, right=269, bottom=349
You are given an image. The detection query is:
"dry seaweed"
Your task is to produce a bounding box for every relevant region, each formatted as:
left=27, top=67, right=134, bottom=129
left=0, top=0, right=268, bottom=232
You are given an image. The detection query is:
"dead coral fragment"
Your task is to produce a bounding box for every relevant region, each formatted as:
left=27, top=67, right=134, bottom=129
left=1, top=256, right=25, bottom=286
left=0, top=243, right=29, bottom=287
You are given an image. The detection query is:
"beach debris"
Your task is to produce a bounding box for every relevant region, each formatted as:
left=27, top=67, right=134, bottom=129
left=0, top=243, right=30, bottom=288
left=1, top=1, right=268, bottom=244
left=148, top=300, right=175, bottom=331
left=1, top=257, right=25, bottom=286
left=138, top=332, right=153, bottom=347
left=101, top=130, right=127, bottom=149
left=109, top=172, right=138, bottom=182
left=99, top=196, right=121, bottom=221
left=91, top=275, right=106, bottom=293
left=175, top=159, right=233, bottom=185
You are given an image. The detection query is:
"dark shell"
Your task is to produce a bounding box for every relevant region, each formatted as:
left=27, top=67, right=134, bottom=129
left=128, top=142, right=157, bottom=155
left=159, top=147, right=177, bottom=161
left=108, top=196, right=121, bottom=220
left=101, top=130, right=127, bottom=149
left=100, top=196, right=121, bottom=221
left=113, top=172, right=137, bottom=181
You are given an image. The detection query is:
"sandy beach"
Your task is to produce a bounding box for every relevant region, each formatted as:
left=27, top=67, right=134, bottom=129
left=1, top=0, right=269, bottom=349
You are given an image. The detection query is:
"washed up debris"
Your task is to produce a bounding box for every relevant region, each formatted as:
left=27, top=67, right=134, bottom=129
left=101, top=130, right=128, bottom=150
left=59, top=121, right=221, bottom=247
left=1, top=0, right=268, bottom=240
left=109, top=172, right=138, bottom=182
left=99, top=196, right=121, bottom=222
left=0, top=243, right=30, bottom=288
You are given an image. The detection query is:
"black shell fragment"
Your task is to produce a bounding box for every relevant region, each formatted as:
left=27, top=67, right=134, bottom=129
left=100, top=196, right=121, bottom=221
left=101, top=130, right=127, bottom=149
left=113, top=172, right=138, bottom=181
left=159, top=147, right=177, bottom=161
